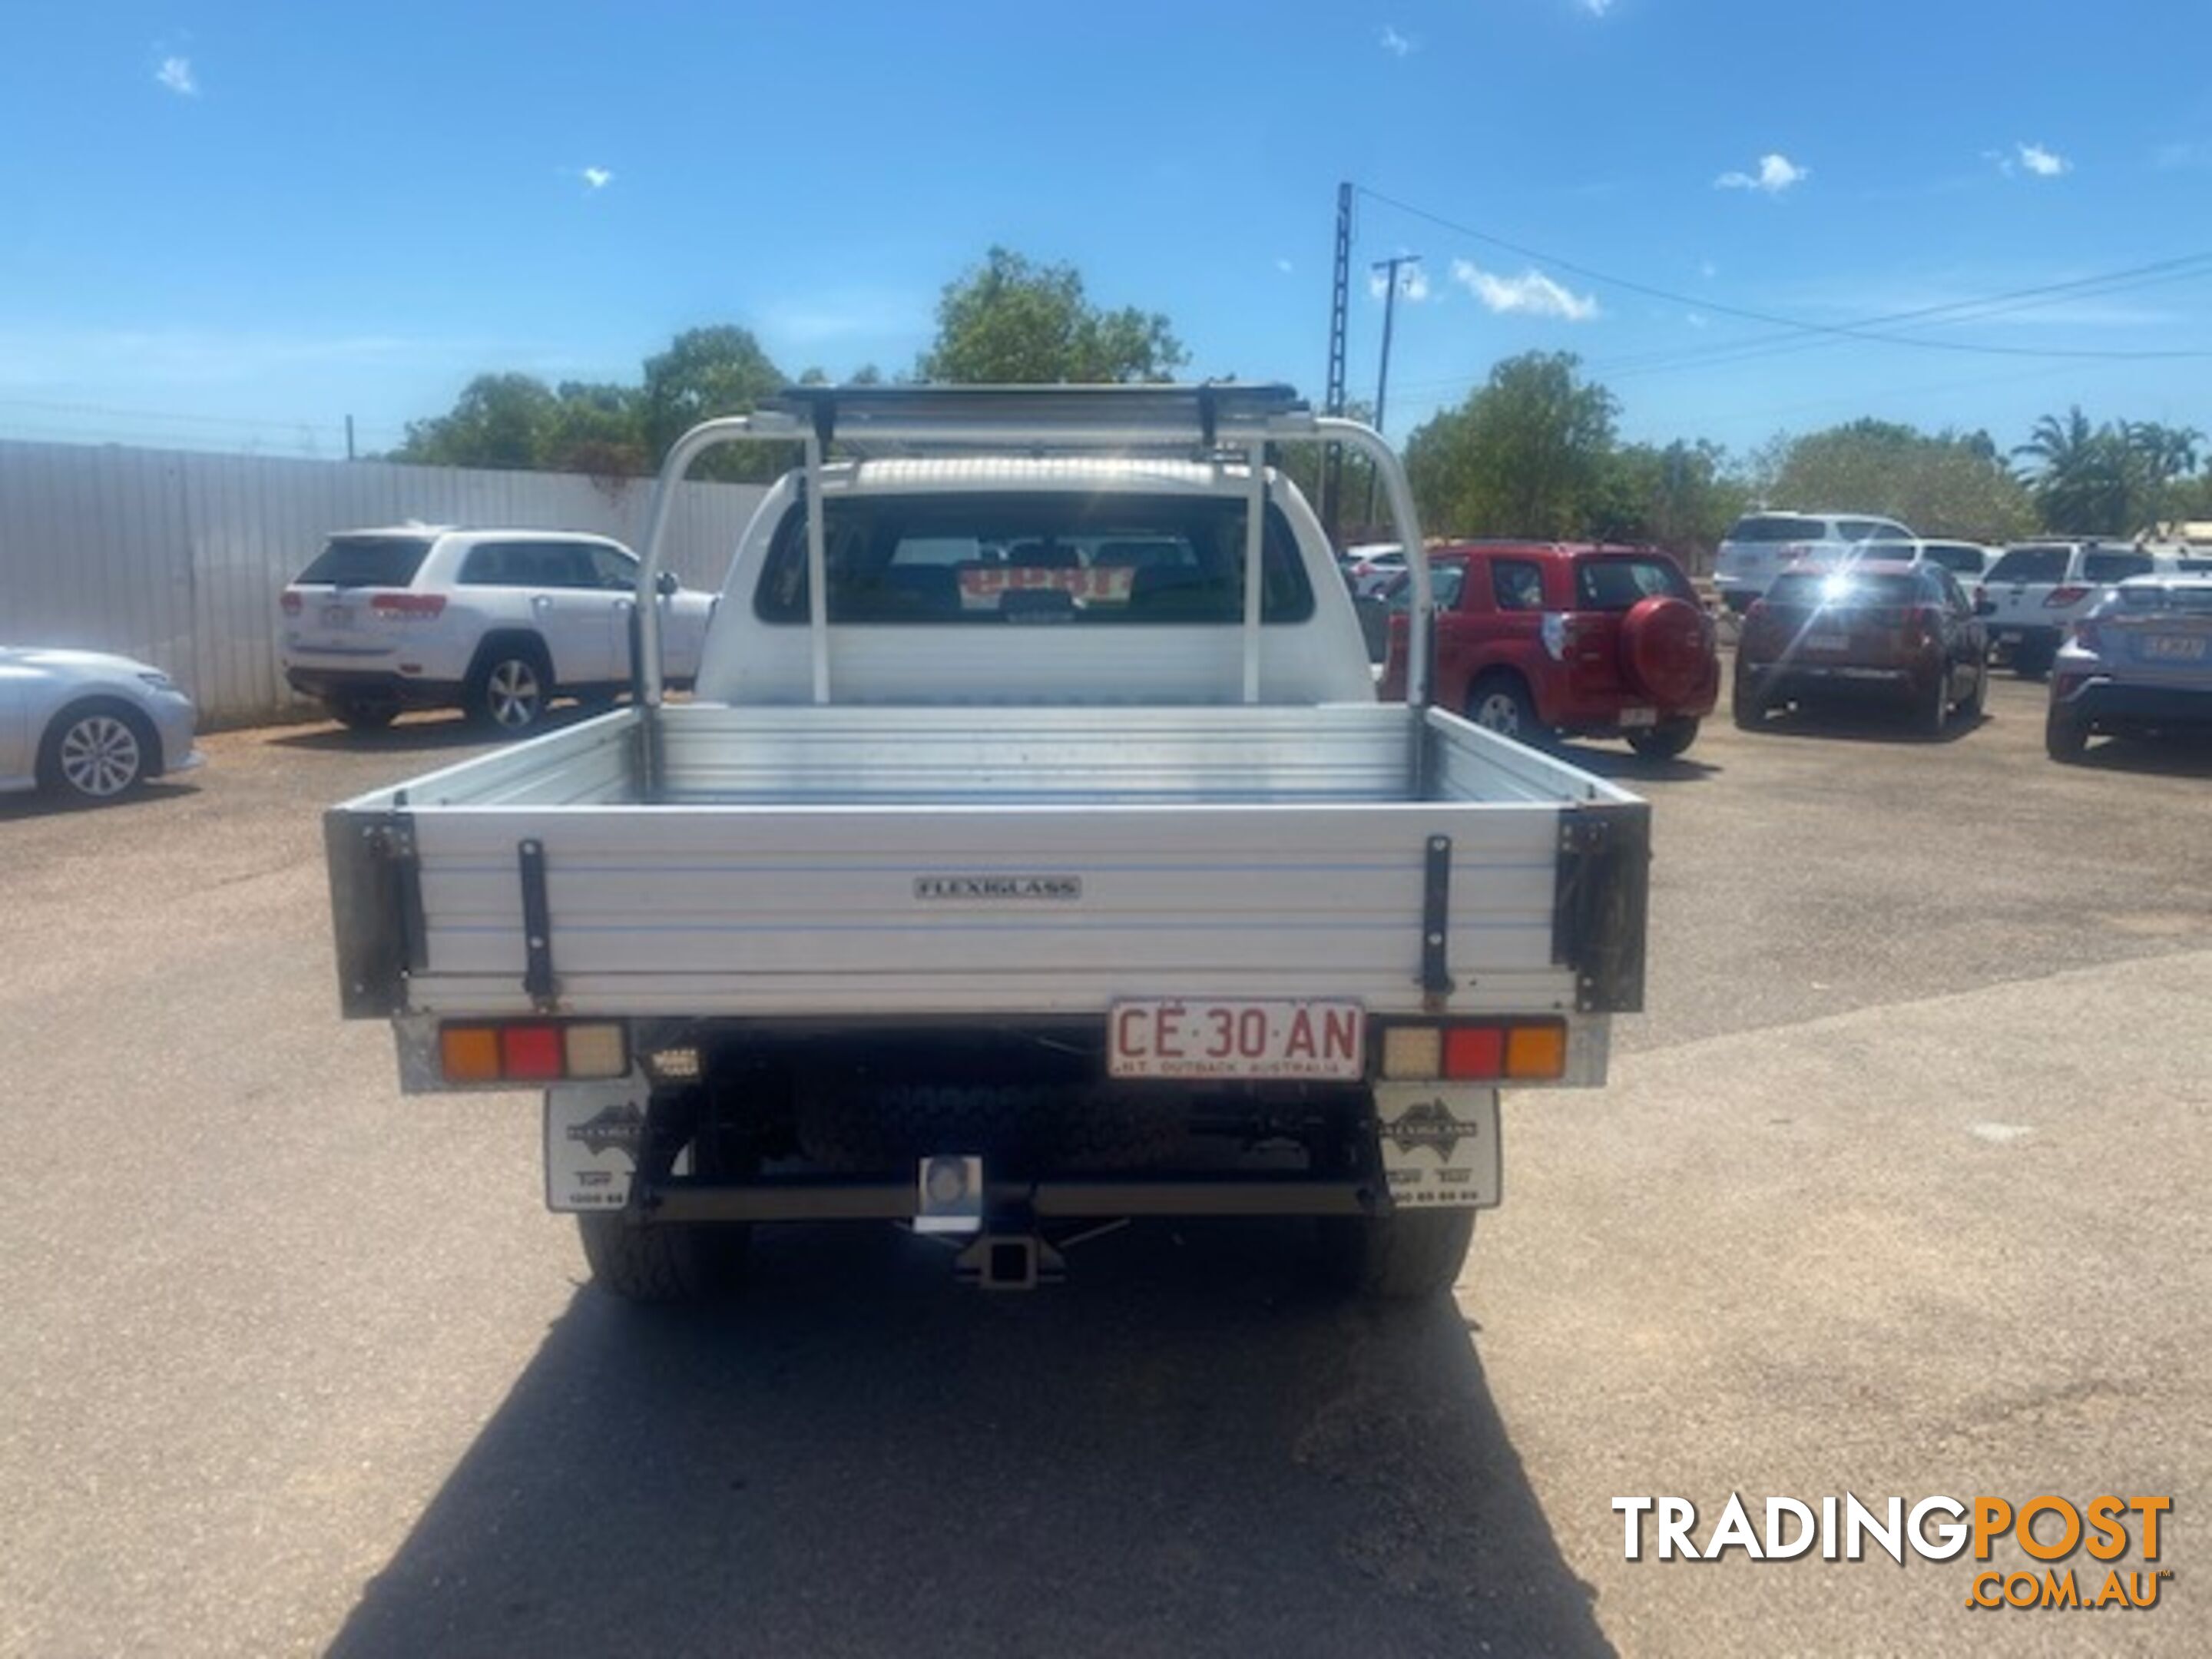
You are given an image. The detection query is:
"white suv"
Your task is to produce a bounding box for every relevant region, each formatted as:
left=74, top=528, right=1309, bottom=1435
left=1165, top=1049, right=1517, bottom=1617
left=280, top=527, right=716, bottom=733
left=1975, top=541, right=2167, bottom=677
left=1714, top=512, right=1915, bottom=611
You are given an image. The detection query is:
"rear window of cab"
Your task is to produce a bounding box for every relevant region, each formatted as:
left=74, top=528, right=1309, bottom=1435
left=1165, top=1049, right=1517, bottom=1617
left=296, top=535, right=435, bottom=587
left=752, top=493, right=1316, bottom=625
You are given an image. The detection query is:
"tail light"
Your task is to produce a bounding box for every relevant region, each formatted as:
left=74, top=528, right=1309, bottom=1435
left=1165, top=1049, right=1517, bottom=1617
left=439, top=1020, right=628, bottom=1084
left=1903, top=606, right=1939, bottom=647
left=371, top=592, right=448, bottom=618
left=280, top=591, right=303, bottom=616
left=2069, top=618, right=2103, bottom=653
left=2045, top=586, right=2090, bottom=609
left=1379, top=1019, right=1568, bottom=1082
left=1974, top=584, right=1987, bottom=608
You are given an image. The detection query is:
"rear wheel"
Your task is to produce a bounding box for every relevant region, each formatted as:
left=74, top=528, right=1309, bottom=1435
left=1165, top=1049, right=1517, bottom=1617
left=1465, top=673, right=1543, bottom=746
left=1626, top=717, right=1700, bottom=760
left=577, top=1211, right=749, bottom=1304
left=1317, top=1208, right=1475, bottom=1300
left=1730, top=667, right=1767, bottom=729
left=1917, top=664, right=1950, bottom=738
left=38, top=701, right=157, bottom=803
left=2045, top=705, right=2090, bottom=763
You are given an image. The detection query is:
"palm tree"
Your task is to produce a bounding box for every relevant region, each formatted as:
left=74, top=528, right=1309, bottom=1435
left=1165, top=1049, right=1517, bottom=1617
left=2016, top=407, right=2132, bottom=534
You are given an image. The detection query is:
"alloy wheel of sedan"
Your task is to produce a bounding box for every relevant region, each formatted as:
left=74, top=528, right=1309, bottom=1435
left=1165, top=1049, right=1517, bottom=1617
left=485, top=659, right=545, bottom=729
left=57, top=714, right=145, bottom=800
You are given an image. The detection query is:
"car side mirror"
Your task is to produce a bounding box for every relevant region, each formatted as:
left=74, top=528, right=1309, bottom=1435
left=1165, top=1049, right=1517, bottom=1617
left=655, top=570, right=680, bottom=598
left=1972, top=598, right=1996, bottom=617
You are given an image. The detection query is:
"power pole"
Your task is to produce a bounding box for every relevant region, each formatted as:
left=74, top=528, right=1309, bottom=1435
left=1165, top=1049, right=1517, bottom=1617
left=1320, top=181, right=1353, bottom=545
left=1365, top=253, right=1421, bottom=530
left=345, top=415, right=356, bottom=461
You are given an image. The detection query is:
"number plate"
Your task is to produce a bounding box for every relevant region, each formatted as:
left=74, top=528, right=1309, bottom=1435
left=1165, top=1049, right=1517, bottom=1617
left=321, top=606, right=354, bottom=629
left=1108, top=999, right=1364, bottom=1080
left=2143, top=634, right=2207, bottom=661
left=1618, top=706, right=1657, bottom=727
left=1806, top=632, right=1849, bottom=651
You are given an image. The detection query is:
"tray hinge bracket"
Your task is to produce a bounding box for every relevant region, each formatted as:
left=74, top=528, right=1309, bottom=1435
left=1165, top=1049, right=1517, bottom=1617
left=518, top=838, right=559, bottom=1011
left=1421, top=833, right=1455, bottom=1007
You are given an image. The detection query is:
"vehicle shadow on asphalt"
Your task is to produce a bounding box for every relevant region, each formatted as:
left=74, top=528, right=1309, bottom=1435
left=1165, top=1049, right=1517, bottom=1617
left=267, top=707, right=602, bottom=756
left=0, top=780, right=199, bottom=822
left=2071, top=733, right=2212, bottom=778
left=1740, top=706, right=1990, bottom=747
left=1551, top=743, right=1723, bottom=785
left=327, top=1222, right=1613, bottom=1659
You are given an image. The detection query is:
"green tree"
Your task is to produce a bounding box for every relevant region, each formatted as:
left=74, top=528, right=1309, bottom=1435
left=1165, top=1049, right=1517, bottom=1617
left=391, top=373, right=560, bottom=470
left=916, top=247, right=1186, bottom=383
left=1764, top=419, right=2035, bottom=540
left=1590, top=440, right=1749, bottom=571
left=1402, top=353, right=1619, bottom=538
left=642, top=326, right=788, bottom=480
left=541, top=381, right=649, bottom=478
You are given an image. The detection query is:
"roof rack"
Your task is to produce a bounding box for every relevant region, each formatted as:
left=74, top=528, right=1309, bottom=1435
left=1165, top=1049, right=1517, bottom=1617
left=760, top=382, right=1311, bottom=455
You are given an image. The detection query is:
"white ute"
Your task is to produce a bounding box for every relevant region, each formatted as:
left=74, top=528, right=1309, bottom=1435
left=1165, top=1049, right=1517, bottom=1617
left=322, top=386, right=1652, bottom=1303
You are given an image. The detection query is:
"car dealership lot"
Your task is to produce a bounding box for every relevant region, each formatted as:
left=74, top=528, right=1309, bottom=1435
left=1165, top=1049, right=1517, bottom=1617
left=2, top=674, right=2207, bottom=1657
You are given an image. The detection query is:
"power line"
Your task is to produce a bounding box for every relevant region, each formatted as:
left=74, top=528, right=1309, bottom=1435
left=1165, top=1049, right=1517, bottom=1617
left=1356, top=185, right=2212, bottom=364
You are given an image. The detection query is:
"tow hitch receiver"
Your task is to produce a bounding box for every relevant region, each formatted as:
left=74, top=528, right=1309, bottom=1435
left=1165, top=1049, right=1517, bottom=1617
left=956, top=1233, right=1067, bottom=1291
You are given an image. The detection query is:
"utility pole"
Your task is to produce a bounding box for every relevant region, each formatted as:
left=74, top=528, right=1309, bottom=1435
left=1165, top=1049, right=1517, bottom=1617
left=345, top=415, right=356, bottom=461
left=1365, top=253, right=1421, bottom=530
left=1320, top=182, right=1353, bottom=544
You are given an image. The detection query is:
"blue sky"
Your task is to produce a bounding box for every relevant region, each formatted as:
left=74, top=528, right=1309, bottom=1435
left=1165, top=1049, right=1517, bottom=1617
left=3, top=0, right=2209, bottom=462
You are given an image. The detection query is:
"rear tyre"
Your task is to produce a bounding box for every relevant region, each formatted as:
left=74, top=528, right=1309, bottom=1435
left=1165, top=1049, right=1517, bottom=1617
left=2045, top=706, right=2090, bottom=763
left=577, top=1211, right=749, bottom=1304
left=1626, top=717, right=1700, bottom=760
left=38, top=700, right=157, bottom=804
left=467, top=641, right=554, bottom=736
left=1730, top=667, right=1767, bottom=730
left=1317, top=1208, right=1475, bottom=1300
left=326, top=694, right=399, bottom=732
left=1959, top=664, right=1986, bottom=722
left=1465, top=673, right=1544, bottom=747
left=1917, top=665, right=1950, bottom=738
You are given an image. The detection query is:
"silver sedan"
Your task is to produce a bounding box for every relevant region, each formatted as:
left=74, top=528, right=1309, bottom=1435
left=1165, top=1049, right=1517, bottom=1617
left=0, top=647, right=203, bottom=804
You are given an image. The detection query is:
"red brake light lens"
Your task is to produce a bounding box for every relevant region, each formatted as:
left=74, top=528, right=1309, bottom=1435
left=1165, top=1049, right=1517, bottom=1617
left=280, top=591, right=303, bottom=616
left=1443, top=1027, right=1505, bottom=1079
left=499, top=1024, right=566, bottom=1081
left=2045, top=586, right=2090, bottom=608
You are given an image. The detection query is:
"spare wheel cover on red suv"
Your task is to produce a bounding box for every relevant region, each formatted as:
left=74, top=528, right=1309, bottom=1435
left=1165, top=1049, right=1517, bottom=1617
left=1618, top=595, right=1707, bottom=704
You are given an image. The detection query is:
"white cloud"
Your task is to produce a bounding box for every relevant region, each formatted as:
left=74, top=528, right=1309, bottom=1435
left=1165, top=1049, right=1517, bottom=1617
left=154, top=56, right=198, bottom=97
left=580, top=167, right=614, bottom=190
left=1274, top=257, right=1293, bottom=275
left=2017, top=141, right=2070, bottom=177
left=1714, top=153, right=1810, bottom=195
left=1379, top=25, right=1414, bottom=57
left=1581, top=0, right=1615, bottom=14
left=1449, top=259, right=1599, bottom=321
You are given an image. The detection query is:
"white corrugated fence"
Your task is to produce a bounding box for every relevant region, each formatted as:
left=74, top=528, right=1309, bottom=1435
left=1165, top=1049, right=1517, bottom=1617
left=0, top=440, right=767, bottom=727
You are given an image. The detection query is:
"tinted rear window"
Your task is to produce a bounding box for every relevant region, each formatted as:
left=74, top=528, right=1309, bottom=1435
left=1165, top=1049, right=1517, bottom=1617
left=1575, top=556, right=1693, bottom=610
left=1986, top=546, right=2071, bottom=584
left=753, top=494, right=1315, bottom=625
left=2111, top=584, right=2212, bottom=614
left=1924, top=544, right=1985, bottom=574
left=1726, top=515, right=1823, bottom=544
left=1766, top=571, right=1922, bottom=607
left=2083, top=551, right=2154, bottom=583
left=296, top=535, right=435, bottom=587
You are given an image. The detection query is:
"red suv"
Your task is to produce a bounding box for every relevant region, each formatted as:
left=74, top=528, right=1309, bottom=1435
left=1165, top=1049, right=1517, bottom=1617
left=1378, top=543, right=1718, bottom=757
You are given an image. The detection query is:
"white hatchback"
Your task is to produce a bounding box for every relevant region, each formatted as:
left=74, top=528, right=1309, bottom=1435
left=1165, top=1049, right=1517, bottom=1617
left=280, top=528, right=716, bottom=733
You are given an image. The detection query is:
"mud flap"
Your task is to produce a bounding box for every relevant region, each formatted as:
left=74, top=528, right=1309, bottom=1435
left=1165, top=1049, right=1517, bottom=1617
left=1373, top=1084, right=1502, bottom=1210
left=545, top=1071, right=651, bottom=1212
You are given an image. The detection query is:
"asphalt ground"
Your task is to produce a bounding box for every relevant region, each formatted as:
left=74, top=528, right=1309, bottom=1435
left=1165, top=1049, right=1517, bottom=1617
left=1, top=667, right=2207, bottom=1657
